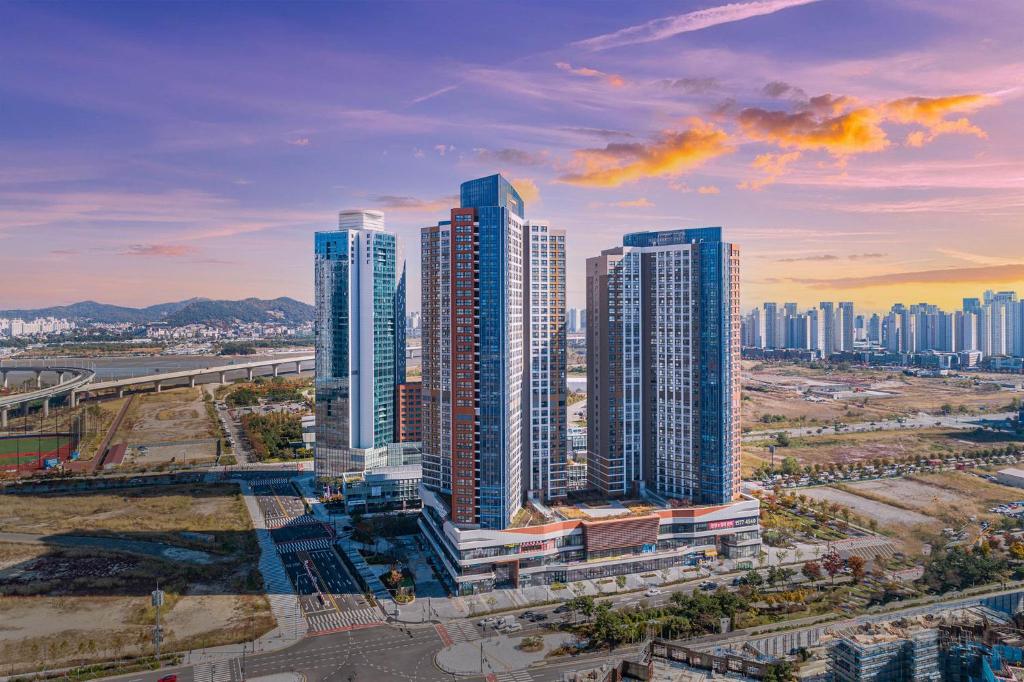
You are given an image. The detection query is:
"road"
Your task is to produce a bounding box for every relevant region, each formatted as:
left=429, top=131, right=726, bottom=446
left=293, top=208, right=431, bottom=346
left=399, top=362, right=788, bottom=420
left=743, top=410, right=1019, bottom=441
left=120, top=618, right=640, bottom=682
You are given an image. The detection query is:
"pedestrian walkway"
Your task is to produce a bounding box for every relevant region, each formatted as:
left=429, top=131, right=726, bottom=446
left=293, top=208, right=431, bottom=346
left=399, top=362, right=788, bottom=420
left=240, top=482, right=308, bottom=643
left=443, top=619, right=482, bottom=643
left=193, top=658, right=241, bottom=682
left=276, top=538, right=332, bottom=553
left=307, top=606, right=384, bottom=633
left=493, top=671, right=533, bottom=682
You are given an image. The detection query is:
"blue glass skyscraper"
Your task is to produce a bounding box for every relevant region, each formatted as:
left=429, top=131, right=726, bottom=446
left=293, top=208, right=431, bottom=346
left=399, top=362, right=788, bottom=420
left=587, top=227, right=741, bottom=505
left=314, top=209, right=406, bottom=478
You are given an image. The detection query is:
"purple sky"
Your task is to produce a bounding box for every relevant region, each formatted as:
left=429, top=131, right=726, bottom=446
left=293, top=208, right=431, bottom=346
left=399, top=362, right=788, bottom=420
left=1, top=1, right=1022, bottom=314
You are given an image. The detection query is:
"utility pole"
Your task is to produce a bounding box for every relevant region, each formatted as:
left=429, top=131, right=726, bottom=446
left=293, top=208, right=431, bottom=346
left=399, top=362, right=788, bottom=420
left=152, top=585, right=165, bottom=665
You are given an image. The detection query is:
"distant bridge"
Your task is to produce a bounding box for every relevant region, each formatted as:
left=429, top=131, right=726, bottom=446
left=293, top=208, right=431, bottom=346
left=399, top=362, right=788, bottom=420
left=0, top=355, right=312, bottom=428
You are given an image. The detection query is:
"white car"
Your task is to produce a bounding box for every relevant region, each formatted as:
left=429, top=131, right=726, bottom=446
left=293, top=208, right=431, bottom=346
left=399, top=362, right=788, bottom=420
left=644, top=588, right=660, bottom=597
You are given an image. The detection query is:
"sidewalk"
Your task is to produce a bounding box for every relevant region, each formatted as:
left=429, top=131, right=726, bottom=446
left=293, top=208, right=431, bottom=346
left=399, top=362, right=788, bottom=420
left=435, top=631, right=576, bottom=675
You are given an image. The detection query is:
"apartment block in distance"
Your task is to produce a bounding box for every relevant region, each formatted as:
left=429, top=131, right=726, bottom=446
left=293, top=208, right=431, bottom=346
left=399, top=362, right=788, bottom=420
left=314, top=209, right=406, bottom=478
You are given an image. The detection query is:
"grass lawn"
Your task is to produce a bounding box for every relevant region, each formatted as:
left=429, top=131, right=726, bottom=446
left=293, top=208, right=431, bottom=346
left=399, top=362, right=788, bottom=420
left=0, top=436, right=65, bottom=457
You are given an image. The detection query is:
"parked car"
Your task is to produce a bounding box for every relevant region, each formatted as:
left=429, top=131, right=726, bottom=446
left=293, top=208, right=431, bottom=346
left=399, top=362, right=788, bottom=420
left=700, top=581, right=718, bottom=591
left=503, top=622, right=522, bottom=633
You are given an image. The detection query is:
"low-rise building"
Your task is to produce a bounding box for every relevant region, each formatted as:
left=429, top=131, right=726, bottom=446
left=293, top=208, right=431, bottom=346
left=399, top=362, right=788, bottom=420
left=419, top=486, right=760, bottom=594
left=341, top=464, right=421, bottom=513
left=997, top=468, right=1024, bottom=489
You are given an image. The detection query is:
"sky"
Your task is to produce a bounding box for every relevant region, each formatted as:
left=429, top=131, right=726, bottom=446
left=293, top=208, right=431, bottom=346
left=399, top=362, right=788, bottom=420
left=1, top=0, right=1023, bottom=315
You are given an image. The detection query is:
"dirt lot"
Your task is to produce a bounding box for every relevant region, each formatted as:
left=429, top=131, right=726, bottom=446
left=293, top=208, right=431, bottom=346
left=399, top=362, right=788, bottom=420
left=742, top=361, right=1020, bottom=430
left=112, top=387, right=219, bottom=466
left=801, top=471, right=1024, bottom=550
left=0, top=484, right=272, bottom=674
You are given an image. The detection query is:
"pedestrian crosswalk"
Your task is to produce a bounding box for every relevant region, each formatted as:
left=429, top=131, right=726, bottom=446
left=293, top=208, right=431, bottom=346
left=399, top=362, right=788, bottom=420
left=251, top=477, right=295, bottom=488
left=307, top=606, right=384, bottom=632
left=277, top=537, right=332, bottom=553
left=193, top=658, right=241, bottom=682
left=446, top=619, right=482, bottom=643
left=494, top=671, right=533, bottom=682
left=265, top=514, right=318, bottom=529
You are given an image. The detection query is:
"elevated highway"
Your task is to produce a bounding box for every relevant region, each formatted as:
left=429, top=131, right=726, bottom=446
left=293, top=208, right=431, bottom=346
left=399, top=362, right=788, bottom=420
left=0, top=366, right=95, bottom=427
left=0, top=355, right=312, bottom=427
left=84, top=354, right=314, bottom=396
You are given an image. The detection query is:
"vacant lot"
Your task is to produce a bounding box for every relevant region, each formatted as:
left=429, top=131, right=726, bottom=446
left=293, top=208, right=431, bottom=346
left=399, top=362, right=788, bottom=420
left=802, top=471, right=1024, bottom=551
left=742, top=361, right=1020, bottom=430
left=0, top=483, right=253, bottom=552
left=112, top=387, right=219, bottom=466
left=0, top=483, right=272, bottom=674
left=743, top=427, right=1007, bottom=470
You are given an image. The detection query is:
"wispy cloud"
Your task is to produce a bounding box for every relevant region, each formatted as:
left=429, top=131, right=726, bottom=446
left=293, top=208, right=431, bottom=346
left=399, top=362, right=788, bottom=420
left=558, top=118, right=734, bottom=187
left=372, top=194, right=458, bottom=212
left=474, top=148, right=550, bottom=167
left=574, top=0, right=822, bottom=51
left=555, top=62, right=626, bottom=87
left=614, top=197, right=654, bottom=208
left=121, top=243, right=199, bottom=257
left=788, top=264, right=1024, bottom=289
left=778, top=253, right=839, bottom=262
left=697, top=185, right=721, bottom=194
left=410, top=84, right=458, bottom=104
left=776, top=252, right=886, bottom=263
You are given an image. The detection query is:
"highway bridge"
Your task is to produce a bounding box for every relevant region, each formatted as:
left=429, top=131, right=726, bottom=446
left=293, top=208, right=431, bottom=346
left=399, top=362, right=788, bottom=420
left=0, top=355, right=312, bottom=428
left=0, top=366, right=95, bottom=427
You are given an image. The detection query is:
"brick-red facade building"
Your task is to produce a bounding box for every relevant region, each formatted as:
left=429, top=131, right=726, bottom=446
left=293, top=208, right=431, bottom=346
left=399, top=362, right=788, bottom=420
left=394, top=381, right=423, bottom=443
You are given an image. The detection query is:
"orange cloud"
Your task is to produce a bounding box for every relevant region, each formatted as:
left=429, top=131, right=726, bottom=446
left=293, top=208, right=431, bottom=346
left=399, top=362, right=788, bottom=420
left=884, top=94, right=992, bottom=146
left=738, top=92, right=995, bottom=158
left=555, top=61, right=627, bottom=88
left=738, top=98, right=889, bottom=155
left=697, top=185, right=720, bottom=194
left=558, top=118, right=734, bottom=188
left=739, top=150, right=802, bottom=190
left=508, top=177, right=540, bottom=204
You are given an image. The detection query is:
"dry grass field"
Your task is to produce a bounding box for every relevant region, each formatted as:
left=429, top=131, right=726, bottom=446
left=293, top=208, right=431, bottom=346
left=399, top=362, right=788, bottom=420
left=742, top=361, right=1019, bottom=430
left=0, top=483, right=251, bottom=548
left=801, top=471, right=1024, bottom=551
left=742, top=427, right=1005, bottom=471
left=0, top=484, right=272, bottom=674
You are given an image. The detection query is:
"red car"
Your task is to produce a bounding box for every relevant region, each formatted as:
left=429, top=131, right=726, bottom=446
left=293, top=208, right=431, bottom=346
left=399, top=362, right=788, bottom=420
left=158, top=675, right=177, bottom=682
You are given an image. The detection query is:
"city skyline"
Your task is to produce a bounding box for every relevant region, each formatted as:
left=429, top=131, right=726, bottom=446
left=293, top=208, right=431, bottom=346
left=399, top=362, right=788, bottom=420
left=2, top=1, right=1023, bottom=312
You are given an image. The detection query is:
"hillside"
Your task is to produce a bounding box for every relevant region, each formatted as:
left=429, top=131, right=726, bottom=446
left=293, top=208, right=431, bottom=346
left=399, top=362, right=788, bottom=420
left=1, top=297, right=314, bottom=326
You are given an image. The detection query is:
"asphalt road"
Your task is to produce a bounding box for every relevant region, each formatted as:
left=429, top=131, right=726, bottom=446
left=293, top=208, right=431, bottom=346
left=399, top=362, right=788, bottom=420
left=120, top=618, right=640, bottom=682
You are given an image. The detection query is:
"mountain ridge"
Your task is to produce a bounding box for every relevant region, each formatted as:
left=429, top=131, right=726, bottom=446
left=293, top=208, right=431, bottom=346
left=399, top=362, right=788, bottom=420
left=0, top=297, right=314, bottom=326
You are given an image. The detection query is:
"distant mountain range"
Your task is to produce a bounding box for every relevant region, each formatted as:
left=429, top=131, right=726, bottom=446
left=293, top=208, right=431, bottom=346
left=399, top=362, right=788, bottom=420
left=0, top=297, right=315, bottom=326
